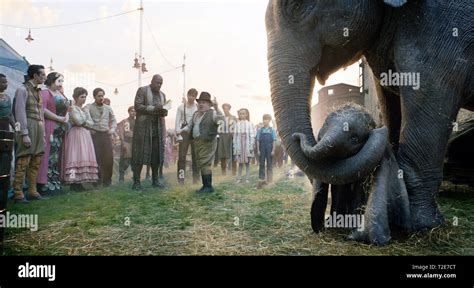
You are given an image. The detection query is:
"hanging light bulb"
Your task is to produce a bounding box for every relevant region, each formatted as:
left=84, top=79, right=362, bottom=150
left=114, top=88, right=119, bottom=95
left=49, top=58, right=54, bottom=72
left=141, top=58, right=148, bottom=73
left=25, top=29, right=34, bottom=43
left=133, top=53, right=141, bottom=69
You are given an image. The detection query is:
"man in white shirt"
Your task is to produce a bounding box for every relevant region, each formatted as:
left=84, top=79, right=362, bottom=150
left=87, top=88, right=117, bottom=188
left=175, top=88, right=199, bottom=185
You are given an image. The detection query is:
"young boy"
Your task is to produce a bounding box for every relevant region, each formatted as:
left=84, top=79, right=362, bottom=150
left=256, top=114, right=277, bottom=187
left=183, top=92, right=224, bottom=193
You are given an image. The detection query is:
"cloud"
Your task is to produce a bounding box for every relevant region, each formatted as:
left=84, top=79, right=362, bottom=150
left=62, top=64, right=132, bottom=97
left=31, top=6, right=61, bottom=26
left=121, top=0, right=140, bottom=12
left=234, top=83, right=249, bottom=89
left=243, top=94, right=270, bottom=102
left=0, top=0, right=61, bottom=28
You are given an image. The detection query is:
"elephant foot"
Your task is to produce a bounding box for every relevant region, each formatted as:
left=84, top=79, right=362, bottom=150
left=410, top=201, right=444, bottom=231
left=347, top=230, right=369, bottom=243
left=347, top=228, right=391, bottom=246
left=399, top=161, right=445, bottom=231
left=311, top=216, right=324, bottom=233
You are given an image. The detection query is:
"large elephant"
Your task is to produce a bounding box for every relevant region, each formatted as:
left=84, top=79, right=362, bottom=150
left=266, top=0, right=473, bottom=231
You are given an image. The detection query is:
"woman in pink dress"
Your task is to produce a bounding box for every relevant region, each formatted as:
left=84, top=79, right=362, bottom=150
left=62, top=87, right=99, bottom=191
left=37, top=73, right=69, bottom=195
left=233, top=108, right=255, bottom=183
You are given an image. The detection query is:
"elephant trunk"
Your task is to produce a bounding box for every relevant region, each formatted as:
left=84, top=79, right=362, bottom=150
left=268, top=41, right=388, bottom=185
left=296, top=128, right=348, bottom=161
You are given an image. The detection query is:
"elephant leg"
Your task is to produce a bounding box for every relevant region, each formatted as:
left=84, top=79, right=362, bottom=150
left=349, top=147, right=392, bottom=246
left=378, top=85, right=402, bottom=152
left=386, top=147, right=412, bottom=232
left=350, top=181, right=366, bottom=215
left=311, top=180, right=328, bottom=233
left=397, top=85, right=461, bottom=231
left=330, top=184, right=361, bottom=215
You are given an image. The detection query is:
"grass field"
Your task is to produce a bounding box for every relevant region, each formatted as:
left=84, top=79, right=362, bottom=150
left=3, top=164, right=474, bottom=255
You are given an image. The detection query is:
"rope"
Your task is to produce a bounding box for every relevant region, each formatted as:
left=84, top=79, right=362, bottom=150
left=0, top=9, right=140, bottom=30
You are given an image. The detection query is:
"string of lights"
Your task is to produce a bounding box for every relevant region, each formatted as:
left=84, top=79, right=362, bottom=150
left=0, top=2, right=186, bottom=96
left=0, top=9, right=140, bottom=30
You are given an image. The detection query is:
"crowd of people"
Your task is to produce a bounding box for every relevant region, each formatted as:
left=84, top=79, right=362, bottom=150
left=171, top=87, right=289, bottom=192
left=0, top=64, right=288, bottom=204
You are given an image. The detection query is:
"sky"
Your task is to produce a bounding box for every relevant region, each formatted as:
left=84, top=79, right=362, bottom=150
left=0, top=0, right=360, bottom=127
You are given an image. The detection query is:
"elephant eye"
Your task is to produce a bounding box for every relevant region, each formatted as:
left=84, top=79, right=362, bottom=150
left=351, top=135, right=360, bottom=144
left=281, top=0, right=315, bottom=24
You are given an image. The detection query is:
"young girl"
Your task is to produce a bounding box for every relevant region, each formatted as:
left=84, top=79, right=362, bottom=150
left=233, top=108, right=255, bottom=183
left=62, top=87, right=99, bottom=191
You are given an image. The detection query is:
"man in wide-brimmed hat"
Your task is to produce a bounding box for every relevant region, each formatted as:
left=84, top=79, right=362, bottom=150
left=182, top=92, right=224, bottom=193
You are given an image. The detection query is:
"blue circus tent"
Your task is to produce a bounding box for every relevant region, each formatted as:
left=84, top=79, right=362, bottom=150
left=0, top=39, right=29, bottom=200
left=0, top=38, right=29, bottom=98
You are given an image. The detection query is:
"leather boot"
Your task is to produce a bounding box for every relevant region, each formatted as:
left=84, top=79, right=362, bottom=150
left=27, top=156, right=44, bottom=200
left=198, top=174, right=214, bottom=193
left=132, top=165, right=142, bottom=191
left=151, top=166, right=164, bottom=188
left=13, top=156, right=29, bottom=202
left=206, top=174, right=215, bottom=193
left=132, top=175, right=142, bottom=191
left=196, top=174, right=206, bottom=193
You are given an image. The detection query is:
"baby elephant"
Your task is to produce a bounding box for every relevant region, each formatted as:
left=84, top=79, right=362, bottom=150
left=294, top=104, right=411, bottom=245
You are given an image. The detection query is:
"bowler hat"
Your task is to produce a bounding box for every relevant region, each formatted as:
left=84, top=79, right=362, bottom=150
left=196, top=92, right=212, bottom=104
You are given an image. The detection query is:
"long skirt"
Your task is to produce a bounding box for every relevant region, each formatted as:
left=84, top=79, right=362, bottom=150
left=37, top=119, right=54, bottom=184
left=62, top=126, right=99, bottom=184
left=217, top=133, right=233, bottom=160
left=234, top=133, right=251, bottom=164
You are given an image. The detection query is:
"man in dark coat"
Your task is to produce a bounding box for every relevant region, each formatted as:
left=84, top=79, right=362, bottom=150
left=131, top=75, right=168, bottom=190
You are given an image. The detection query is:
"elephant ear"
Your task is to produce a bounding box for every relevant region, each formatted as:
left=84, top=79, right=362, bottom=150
left=384, top=0, right=407, bottom=7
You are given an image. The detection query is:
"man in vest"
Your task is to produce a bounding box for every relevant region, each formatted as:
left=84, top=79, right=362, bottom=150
left=183, top=92, right=224, bottom=193
left=87, top=88, right=117, bottom=188
left=13, top=65, right=47, bottom=203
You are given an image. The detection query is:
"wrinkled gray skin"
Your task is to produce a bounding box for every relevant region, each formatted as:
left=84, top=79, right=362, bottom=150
left=298, top=104, right=411, bottom=245
left=266, top=0, right=473, bottom=231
